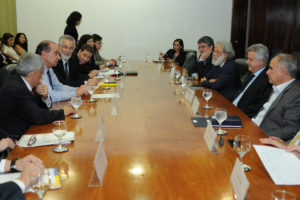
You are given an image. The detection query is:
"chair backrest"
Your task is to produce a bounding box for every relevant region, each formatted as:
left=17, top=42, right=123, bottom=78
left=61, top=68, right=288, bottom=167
left=234, top=58, right=249, bottom=79
left=182, top=49, right=197, bottom=71
left=291, top=51, right=300, bottom=80
left=0, top=64, right=18, bottom=87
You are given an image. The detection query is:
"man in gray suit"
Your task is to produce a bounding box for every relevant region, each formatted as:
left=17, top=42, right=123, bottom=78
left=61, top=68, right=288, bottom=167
left=252, top=53, right=300, bottom=141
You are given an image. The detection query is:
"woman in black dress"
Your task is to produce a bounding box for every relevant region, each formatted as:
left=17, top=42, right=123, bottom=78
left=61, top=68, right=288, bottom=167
left=64, top=11, right=82, bottom=44
left=162, top=39, right=186, bottom=66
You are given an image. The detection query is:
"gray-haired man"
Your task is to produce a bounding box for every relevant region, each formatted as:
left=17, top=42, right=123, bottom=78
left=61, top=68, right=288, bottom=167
left=0, top=53, right=74, bottom=139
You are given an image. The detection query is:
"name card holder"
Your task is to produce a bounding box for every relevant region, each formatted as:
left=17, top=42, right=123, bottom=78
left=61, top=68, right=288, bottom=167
left=230, top=158, right=250, bottom=200
left=203, top=120, right=219, bottom=153
left=89, top=143, right=108, bottom=187
left=95, top=115, right=106, bottom=143
left=191, top=97, right=200, bottom=115
left=184, top=87, right=195, bottom=104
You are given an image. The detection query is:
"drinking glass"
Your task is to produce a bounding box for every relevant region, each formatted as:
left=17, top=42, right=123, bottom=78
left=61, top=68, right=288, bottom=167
left=271, top=190, right=296, bottom=200
left=214, top=108, right=228, bottom=135
left=202, top=89, right=212, bottom=109
left=70, top=96, right=82, bottom=118
left=103, top=74, right=110, bottom=90
left=115, top=69, right=121, bottom=81
left=174, top=70, right=181, bottom=84
left=52, top=120, right=68, bottom=152
left=233, top=135, right=251, bottom=171
left=31, top=168, right=51, bottom=199
left=87, top=85, right=96, bottom=103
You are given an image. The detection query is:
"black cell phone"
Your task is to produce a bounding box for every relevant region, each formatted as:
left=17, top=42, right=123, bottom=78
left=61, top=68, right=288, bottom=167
left=228, top=139, right=234, bottom=148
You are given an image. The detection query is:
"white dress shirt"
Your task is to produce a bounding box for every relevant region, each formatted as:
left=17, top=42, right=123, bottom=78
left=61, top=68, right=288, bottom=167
left=252, top=79, right=295, bottom=126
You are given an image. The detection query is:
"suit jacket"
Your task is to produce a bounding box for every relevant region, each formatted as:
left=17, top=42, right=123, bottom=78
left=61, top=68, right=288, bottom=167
left=188, top=53, right=213, bottom=79
left=163, top=49, right=186, bottom=66
left=260, top=80, right=300, bottom=141
left=0, top=181, right=24, bottom=200
left=53, top=58, right=87, bottom=87
left=0, top=76, right=65, bottom=140
left=202, top=59, right=241, bottom=101
left=94, top=50, right=108, bottom=66
left=236, top=67, right=273, bottom=118
left=64, top=25, right=78, bottom=43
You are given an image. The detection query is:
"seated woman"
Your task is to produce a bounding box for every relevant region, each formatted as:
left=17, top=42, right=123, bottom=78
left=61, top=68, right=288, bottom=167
left=0, top=37, right=12, bottom=68
left=161, top=39, right=186, bottom=66
left=13, top=33, right=28, bottom=56
left=1, top=33, right=19, bottom=62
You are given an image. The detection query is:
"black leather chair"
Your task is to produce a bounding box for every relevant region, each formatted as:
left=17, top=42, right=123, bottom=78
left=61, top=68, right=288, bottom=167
left=234, top=58, right=249, bottom=79
left=0, top=64, right=17, bottom=87
left=182, top=49, right=197, bottom=72
left=291, top=51, right=300, bottom=80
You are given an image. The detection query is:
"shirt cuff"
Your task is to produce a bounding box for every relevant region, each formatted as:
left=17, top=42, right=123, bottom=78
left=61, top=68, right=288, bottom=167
left=42, top=96, right=52, bottom=108
left=12, top=179, right=26, bottom=193
left=0, top=159, right=6, bottom=173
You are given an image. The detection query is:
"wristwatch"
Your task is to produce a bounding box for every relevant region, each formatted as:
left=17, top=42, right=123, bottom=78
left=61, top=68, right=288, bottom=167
left=10, top=158, right=19, bottom=172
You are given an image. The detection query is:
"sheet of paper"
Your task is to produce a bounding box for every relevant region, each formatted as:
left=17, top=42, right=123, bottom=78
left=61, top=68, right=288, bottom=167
left=17, top=132, right=74, bottom=147
left=92, top=93, right=119, bottom=99
left=98, top=69, right=115, bottom=76
left=203, top=120, right=217, bottom=152
left=191, top=97, right=200, bottom=115
left=184, top=87, right=195, bottom=104
left=230, top=158, right=250, bottom=200
left=254, top=145, right=300, bottom=185
left=94, top=143, right=108, bottom=186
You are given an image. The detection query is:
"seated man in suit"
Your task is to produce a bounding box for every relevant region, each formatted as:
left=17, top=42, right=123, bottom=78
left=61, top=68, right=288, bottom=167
left=252, top=53, right=300, bottom=141
left=36, top=40, right=87, bottom=102
left=0, top=53, right=74, bottom=139
left=68, top=44, right=99, bottom=86
left=233, top=44, right=273, bottom=118
left=189, top=36, right=214, bottom=80
left=201, top=41, right=241, bottom=101
left=92, top=33, right=116, bottom=68
left=53, top=35, right=97, bottom=87
left=0, top=137, right=44, bottom=200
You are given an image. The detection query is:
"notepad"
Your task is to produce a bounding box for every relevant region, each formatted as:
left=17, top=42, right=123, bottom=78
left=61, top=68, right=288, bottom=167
left=0, top=168, right=61, bottom=191
left=17, top=132, right=74, bottom=147
left=254, top=145, right=300, bottom=185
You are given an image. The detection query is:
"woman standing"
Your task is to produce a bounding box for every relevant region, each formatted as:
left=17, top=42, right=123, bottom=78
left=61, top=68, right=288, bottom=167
left=64, top=11, right=82, bottom=44
left=13, top=33, right=28, bottom=56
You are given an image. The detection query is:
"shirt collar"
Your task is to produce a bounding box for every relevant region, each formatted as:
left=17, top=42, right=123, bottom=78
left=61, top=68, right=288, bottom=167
left=20, top=76, right=32, bottom=91
left=253, top=67, right=265, bottom=77
left=272, top=79, right=295, bottom=93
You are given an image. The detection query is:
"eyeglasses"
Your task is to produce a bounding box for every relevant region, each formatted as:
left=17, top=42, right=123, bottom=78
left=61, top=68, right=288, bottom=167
left=198, top=45, right=209, bottom=49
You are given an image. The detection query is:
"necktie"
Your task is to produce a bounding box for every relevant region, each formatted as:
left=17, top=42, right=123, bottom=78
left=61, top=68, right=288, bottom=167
left=30, top=90, right=34, bottom=95
left=64, top=61, right=69, bottom=80
left=241, top=72, right=255, bottom=89
left=47, top=70, right=53, bottom=89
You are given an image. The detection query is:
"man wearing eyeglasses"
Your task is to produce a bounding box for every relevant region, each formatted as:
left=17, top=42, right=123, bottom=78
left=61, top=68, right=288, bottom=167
left=189, top=36, right=214, bottom=80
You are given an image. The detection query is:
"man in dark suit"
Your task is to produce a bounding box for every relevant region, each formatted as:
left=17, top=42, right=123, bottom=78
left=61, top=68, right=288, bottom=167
left=189, top=36, right=214, bottom=80
left=0, top=53, right=74, bottom=139
left=252, top=53, right=300, bottom=141
left=0, top=149, right=44, bottom=200
left=233, top=44, right=272, bottom=118
left=201, top=41, right=241, bottom=101
left=53, top=35, right=97, bottom=87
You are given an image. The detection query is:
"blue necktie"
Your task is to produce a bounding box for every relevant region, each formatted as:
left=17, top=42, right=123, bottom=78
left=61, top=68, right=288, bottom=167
left=47, top=70, right=53, bottom=89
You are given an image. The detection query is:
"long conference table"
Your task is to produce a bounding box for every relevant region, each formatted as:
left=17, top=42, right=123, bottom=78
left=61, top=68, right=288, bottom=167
left=8, top=61, right=300, bottom=199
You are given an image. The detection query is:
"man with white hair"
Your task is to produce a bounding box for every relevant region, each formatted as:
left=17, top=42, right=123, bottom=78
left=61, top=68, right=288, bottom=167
left=0, top=53, right=74, bottom=139
left=232, top=44, right=272, bottom=118
left=201, top=41, right=241, bottom=101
